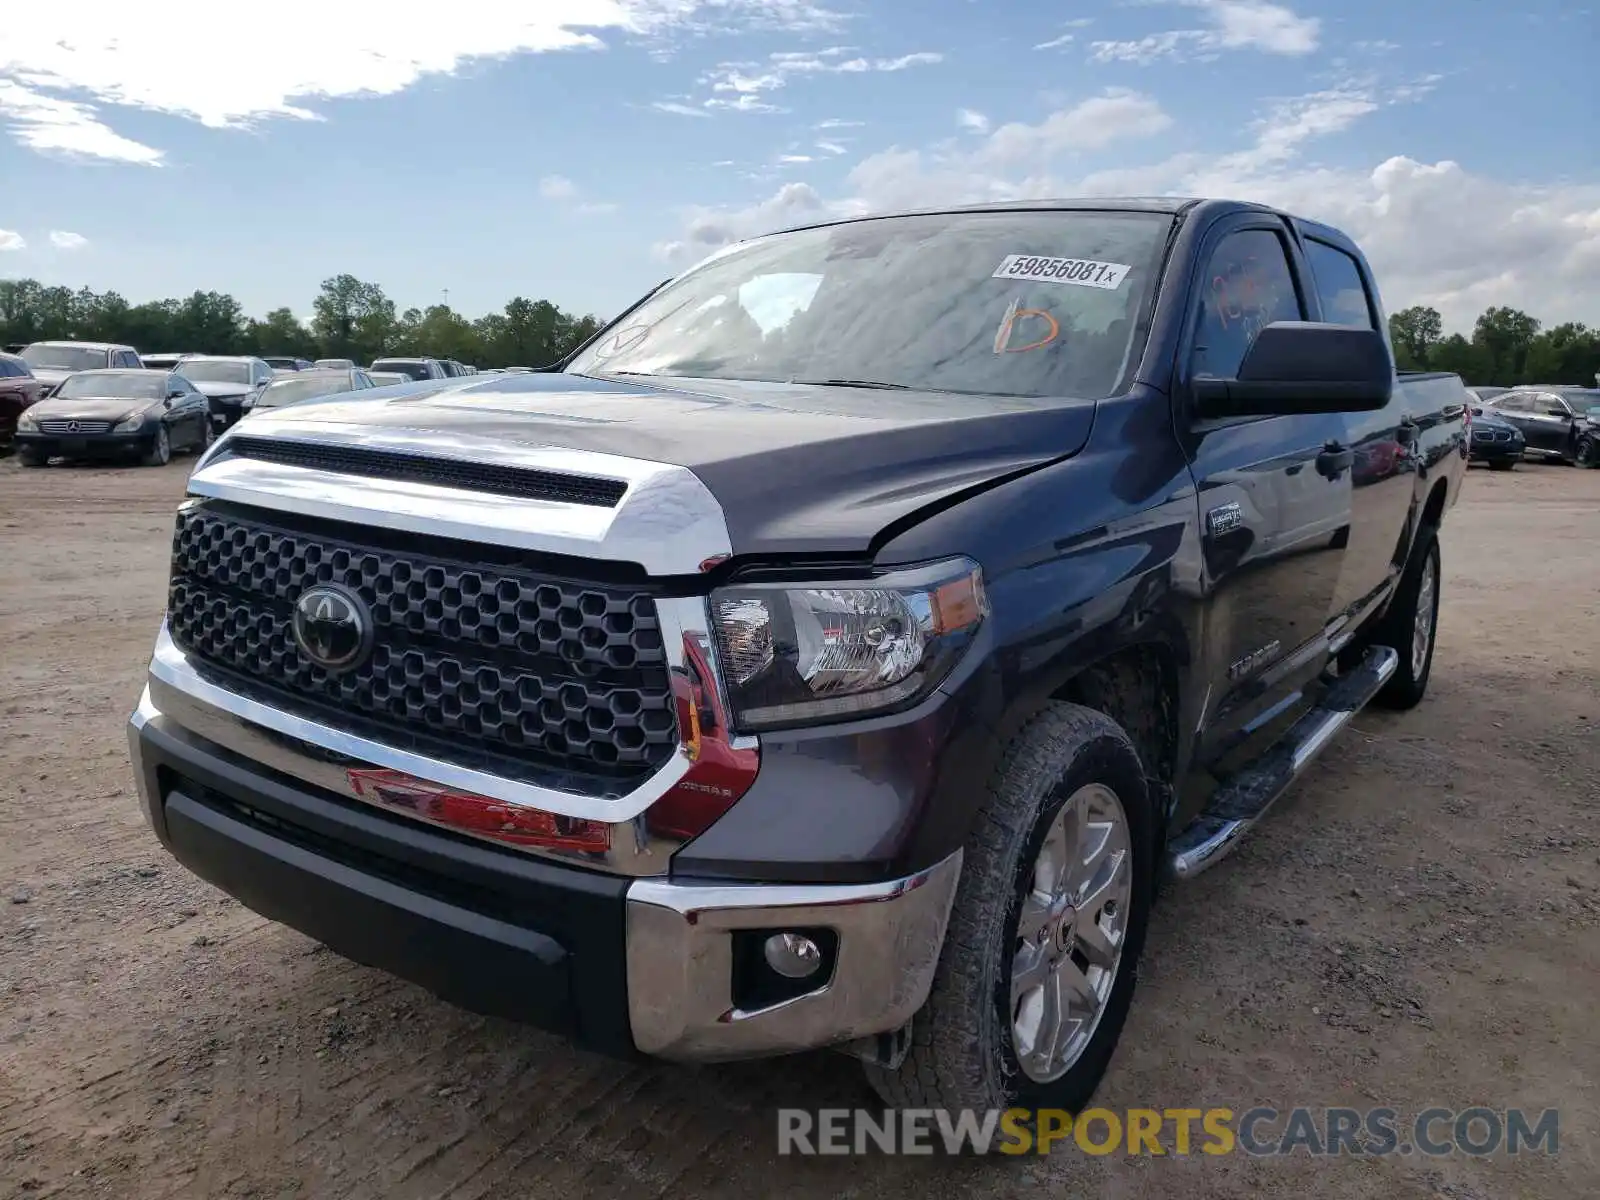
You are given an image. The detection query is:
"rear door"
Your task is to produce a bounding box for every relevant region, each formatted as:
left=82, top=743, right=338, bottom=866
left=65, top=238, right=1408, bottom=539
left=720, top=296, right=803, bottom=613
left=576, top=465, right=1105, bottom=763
left=1299, top=234, right=1414, bottom=620
left=1180, top=215, right=1351, bottom=771
left=1523, top=393, right=1577, bottom=455
left=1490, top=393, right=1539, bottom=444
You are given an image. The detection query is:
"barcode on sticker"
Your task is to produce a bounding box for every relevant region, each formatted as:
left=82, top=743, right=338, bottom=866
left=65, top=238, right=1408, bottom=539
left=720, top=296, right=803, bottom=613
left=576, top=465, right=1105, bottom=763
left=993, top=255, right=1131, bottom=290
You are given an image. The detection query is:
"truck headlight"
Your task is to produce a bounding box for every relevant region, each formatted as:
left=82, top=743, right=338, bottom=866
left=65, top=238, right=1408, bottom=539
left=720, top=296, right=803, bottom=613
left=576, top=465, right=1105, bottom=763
left=113, top=413, right=145, bottom=433
left=709, top=557, right=987, bottom=731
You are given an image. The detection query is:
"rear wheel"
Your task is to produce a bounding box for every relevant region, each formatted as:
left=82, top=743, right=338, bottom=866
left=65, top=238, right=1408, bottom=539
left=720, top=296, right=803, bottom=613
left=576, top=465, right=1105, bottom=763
left=862, top=703, right=1154, bottom=1116
left=1372, top=528, right=1440, bottom=710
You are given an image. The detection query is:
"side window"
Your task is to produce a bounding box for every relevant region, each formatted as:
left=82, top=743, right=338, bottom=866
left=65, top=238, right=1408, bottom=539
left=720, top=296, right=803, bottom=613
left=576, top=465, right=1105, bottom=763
left=119, top=350, right=138, bottom=367
left=0, top=359, right=15, bottom=377
left=1530, top=394, right=1569, bottom=416
left=1193, top=228, right=1304, bottom=380
left=1496, top=394, right=1527, bottom=412
left=1304, top=240, right=1375, bottom=329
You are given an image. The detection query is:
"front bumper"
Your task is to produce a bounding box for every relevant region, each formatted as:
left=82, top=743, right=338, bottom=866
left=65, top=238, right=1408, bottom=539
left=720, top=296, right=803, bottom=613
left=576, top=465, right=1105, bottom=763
left=15, top=429, right=148, bottom=457
left=128, top=685, right=961, bottom=1061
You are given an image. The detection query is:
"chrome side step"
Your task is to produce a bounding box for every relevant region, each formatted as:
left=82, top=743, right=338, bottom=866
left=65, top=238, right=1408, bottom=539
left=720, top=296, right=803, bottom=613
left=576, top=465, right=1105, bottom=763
left=1166, top=644, right=1399, bottom=881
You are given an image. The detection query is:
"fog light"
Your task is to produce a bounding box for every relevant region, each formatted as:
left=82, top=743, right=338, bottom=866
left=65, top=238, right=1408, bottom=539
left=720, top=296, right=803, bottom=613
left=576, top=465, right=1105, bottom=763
left=763, top=932, right=823, bottom=979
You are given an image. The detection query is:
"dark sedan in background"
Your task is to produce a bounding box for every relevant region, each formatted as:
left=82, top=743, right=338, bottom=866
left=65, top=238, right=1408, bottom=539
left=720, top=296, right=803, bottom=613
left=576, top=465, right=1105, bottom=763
left=177, top=355, right=275, bottom=431
left=13, top=369, right=212, bottom=467
left=0, top=352, right=46, bottom=454
left=1466, top=403, right=1526, bottom=469
left=1485, top=387, right=1600, bottom=464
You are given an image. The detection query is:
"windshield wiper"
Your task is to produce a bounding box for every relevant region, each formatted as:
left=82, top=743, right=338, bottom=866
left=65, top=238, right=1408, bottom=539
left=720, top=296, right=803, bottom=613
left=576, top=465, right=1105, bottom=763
left=785, top=378, right=917, bottom=391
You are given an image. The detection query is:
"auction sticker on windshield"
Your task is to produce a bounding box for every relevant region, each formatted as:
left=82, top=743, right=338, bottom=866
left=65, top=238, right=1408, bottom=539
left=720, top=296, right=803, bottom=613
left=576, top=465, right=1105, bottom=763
left=993, top=255, right=1131, bottom=290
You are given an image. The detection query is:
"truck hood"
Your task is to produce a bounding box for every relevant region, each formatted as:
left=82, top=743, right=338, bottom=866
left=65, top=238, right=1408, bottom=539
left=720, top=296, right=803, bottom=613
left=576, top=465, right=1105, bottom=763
left=235, top=371, right=1098, bottom=559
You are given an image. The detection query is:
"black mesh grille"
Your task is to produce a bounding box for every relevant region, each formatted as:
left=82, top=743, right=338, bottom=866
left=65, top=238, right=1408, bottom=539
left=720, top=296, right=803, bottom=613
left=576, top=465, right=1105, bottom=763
left=225, top=436, right=629, bottom=507
left=166, top=503, right=677, bottom=787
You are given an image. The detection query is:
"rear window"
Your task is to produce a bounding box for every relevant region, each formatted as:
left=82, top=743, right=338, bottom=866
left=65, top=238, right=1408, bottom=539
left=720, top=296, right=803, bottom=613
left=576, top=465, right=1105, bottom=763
left=257, top=375, right=356, bottom=408
left=371, top=360, right=434, bottom=381
left=21, top=345, right=109, bottom=371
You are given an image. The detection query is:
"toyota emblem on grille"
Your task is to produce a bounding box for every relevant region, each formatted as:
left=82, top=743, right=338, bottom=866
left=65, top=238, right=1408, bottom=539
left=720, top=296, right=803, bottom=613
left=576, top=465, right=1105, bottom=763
left=291, top=584, right=374, bottom=673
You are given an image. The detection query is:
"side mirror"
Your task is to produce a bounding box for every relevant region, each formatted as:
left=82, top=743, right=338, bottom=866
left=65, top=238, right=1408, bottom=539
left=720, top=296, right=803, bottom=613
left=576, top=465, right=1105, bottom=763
left=1193, top=322, right=1393, bottom=419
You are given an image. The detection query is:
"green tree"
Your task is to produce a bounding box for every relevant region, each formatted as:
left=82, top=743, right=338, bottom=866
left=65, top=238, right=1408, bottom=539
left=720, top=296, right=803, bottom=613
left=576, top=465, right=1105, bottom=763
left=1388, top=305, right=1443, bottom=370
left=311, top=274, right=396, bottom=363
left=1472, top=306, right=1541, bottom=383
left=243, top=307, right=317, bottom=359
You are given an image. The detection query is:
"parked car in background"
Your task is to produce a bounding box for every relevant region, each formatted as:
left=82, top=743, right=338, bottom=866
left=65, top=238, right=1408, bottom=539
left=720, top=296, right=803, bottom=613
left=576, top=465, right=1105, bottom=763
left=313, top=358, right=357, bottom=370
left=365, top=370, right=410, bottom=387
left=13, top=369, right=210, bottom=467
left=262, top=356, right=315, bottom=372
left=18, top=341, right=143, bottom=398
left=369, top=356, right=448, bottom=381
left=1570, top=398, right=1600, bottom=467
left=1466, top=403, right=1525, bottom=470
left=141, top=352, right=197, bottom=371
left=178, top=355, right=275, bottom=431
left=244, top=367, right=375, bottom=416
left=1465, top=385, right=1507, bottom=403
left=2, top=342, right=27, bottom=355
left=0, top=352, right=46, bottom=454
left=1485, top=387, right=1600, bottom=464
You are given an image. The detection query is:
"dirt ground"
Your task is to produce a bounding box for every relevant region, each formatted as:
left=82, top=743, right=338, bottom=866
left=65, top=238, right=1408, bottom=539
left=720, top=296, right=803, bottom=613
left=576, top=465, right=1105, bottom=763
left=1, top=454, right=1595, bottom=1200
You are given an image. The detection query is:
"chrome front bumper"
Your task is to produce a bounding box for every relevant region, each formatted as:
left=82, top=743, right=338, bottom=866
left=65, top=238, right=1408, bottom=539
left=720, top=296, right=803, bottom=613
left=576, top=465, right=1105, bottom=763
left=129, top=684, right=962, bottom=1061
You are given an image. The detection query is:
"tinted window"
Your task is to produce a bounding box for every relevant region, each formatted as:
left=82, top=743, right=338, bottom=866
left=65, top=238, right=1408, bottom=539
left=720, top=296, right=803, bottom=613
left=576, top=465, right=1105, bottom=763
left=1529, top=394, right=1571, bottom=416
left=0, top=359, right=17, bottom=378
left=371, top=360, right=436, bottom=381
left=1192, top=228, right=1304, bottom=380
left=256, top=374, right=358, bottom=408
left=55, top=372, right=165, bottom=400
left=1304, top=240, right=1375, bottom=329
left=1495, top=394, right=1528, bottom=412
left=20, top=345, right=109, bottom=371
left=181, top=360, right=253, bottom=385
left=569, top=210, right=1173, bottom=401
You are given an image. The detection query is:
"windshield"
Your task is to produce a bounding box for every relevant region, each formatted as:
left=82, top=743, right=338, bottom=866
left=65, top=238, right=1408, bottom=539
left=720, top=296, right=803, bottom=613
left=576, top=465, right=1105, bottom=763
left=372, top=360, right=434, bottom=381
left=567, top=211, right=1171, bottom=400
left=315, top=359, right=354, bottom=369
left=257, top=374, right=355, bottom=407
left=55, top=372, right=164, bottom=400
left=21, top=345, right=109, bottom=371
left=181, top=360, right=253, bottom=384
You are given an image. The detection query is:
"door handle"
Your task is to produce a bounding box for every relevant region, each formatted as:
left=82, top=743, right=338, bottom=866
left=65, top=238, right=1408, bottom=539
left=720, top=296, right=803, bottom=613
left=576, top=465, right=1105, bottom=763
left=1396, top=416, right=1418, bottom=445
left=1316, top=441, right=1354, bottom=479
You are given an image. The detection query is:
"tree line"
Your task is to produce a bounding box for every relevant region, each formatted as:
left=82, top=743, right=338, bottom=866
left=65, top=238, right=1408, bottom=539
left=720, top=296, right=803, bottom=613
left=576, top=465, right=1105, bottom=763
left=0, top=274, right=605, bottom=369
left=3, top=272, right=1596, bottom=387
left=1389, top=306, right=1600, bottom=387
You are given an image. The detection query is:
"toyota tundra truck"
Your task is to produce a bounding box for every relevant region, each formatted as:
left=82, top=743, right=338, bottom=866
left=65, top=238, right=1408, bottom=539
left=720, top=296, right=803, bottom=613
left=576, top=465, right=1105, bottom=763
left=127, top=198, right=1466, bottom=1114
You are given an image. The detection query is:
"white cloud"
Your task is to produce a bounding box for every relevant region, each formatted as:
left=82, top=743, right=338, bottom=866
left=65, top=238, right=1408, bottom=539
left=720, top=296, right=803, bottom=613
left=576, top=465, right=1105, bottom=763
left=777, top=153, right=813, bottom=164
left=1091, top=0, right=1319, bottom=64
left=0, top=229, right=24, bottom=251
left=0, top=2, right=853, bottom=161
left=814, top=117, right=865, bottom=129
left=957, top=108, right=990, bottom=133
left=815, top=139, right=848, bottom=155
left=693, top=45, right=942, bottom=114
left=1034, top=33, right=1076, bottom=50
left=48, top=229, right=88, bottom=249
left=652, top=100, right=713, bottom=117
left=539, top=174, right=579, bottom=200
left=654, top=81, right=1600, bottom=328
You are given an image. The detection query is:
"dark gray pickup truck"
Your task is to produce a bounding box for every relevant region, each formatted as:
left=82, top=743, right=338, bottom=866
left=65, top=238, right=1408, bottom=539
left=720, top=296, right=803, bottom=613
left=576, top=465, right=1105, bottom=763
left=128, top=197, right=1466, bottom=1115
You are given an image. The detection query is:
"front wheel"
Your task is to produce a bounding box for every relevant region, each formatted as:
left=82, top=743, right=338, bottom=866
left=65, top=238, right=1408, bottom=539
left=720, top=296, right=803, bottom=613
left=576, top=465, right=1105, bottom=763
left=1372, top=528, right=1440, bottom=710
left=1578, top=435, right=1599, bottom=468
left=16, top=447, right=47, bottom=468
left=142, top=424, right=171, bottom=467
left=863, top=703, right=1154, bottom=1116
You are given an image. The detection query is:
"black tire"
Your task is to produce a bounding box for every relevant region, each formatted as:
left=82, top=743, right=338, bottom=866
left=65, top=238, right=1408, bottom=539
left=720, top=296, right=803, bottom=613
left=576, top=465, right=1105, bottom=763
left=195, top=417, right=216, bottom=454
left=862, top=703, right=1155, bottom=1116
left=1488, top=459, right=1516, bottom=471
left=1578, top=435, right=1599, bottom=468
left=1371, top=527, right=1440, bottom=710
left=142, top=424, right=171, bottom=467
left=16, top=447, right=47, bottom=468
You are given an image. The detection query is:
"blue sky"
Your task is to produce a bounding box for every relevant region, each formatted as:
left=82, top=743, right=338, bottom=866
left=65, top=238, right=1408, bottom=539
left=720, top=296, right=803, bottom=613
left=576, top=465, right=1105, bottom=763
left=1, top=1, right=1596, bottom=331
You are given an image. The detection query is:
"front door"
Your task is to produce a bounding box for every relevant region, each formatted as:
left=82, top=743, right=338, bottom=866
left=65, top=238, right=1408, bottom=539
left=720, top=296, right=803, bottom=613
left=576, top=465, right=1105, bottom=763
left=1181, top=218, right=1351, bottom=773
